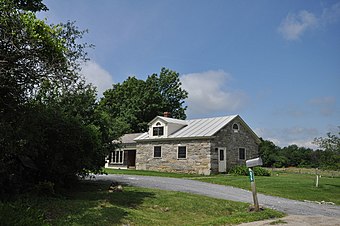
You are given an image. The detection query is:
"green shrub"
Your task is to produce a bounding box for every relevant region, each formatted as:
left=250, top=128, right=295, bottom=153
left=254, top=167, right=271, bottom=176
left=229, top=165, right=271, bottom=176
left=35, top=181, right=55, bottom=196
left=229, top=165, right=249, bottom=176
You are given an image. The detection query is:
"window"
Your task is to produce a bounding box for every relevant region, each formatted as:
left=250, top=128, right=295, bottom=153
left=154, top=146, right=162, bottom=158
left=153, top=126, right=164, bottom=136
left=110, top=150, right=124, bottom=164
left=239, top=148, right=246, bottom=160
left=219, top=149, right=224, bottom=161
left=232, top=123, right=239, bottom=132
left=178, top=146, right=187, bottom=159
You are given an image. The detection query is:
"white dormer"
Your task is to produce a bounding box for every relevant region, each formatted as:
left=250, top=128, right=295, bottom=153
left=148, top=116, right=187, bottom=138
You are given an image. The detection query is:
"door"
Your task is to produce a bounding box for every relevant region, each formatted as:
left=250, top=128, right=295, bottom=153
left=218, top=147, right=227, bottom=172
left=127, top=150, right=136, bottom=167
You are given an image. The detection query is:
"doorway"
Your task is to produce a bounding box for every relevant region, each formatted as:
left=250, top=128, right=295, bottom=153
left=218, top=147, right=227, bottom=172
left=126, top=150, right=136, bottom=168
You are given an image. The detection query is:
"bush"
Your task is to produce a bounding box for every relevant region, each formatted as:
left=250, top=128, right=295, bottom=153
left=229, top=165, right=248, bottom=176
left=35, top=181, right=55, bottom=196
left=0, top=104, right=107, bottom=196
left=229, top=165, right=271, bottom=176
left=254, top=167, right=271, bottom=176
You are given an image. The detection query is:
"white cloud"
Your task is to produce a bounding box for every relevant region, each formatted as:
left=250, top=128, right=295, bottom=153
left=181, top=70, right=247, bottom=116
left=278, top=2, right=340, bottom=41
left=257, top=126, right=320, bottom=149
left=80, top=61, right=114, bottom=97
left=278, top=10, right=318, bottom=40
left=287, top=139, right=318, bottom=149
left=321, top=2, right=340, bottom=24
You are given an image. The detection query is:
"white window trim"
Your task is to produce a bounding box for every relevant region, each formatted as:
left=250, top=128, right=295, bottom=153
left=152, top=126, right=164, bottom=136
left=238, top=147, right=246, bottom=160
left=153, top=146, right=162, bottom=158
left=177, top=145, right=187, bottom=159
left=232, top=123, right=239, bottom=133
left=150, top=120, right=167, bottom=138
left=110, top=150, right=124, bottom=164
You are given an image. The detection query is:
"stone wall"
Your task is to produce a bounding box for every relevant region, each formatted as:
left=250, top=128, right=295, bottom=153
left=136, top=139, right=212, bottom=175
left=211, top=117, right=259, bottom=172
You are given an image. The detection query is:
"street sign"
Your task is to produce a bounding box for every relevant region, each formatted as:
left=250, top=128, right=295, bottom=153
left=249, top=168, right=254, bottom=182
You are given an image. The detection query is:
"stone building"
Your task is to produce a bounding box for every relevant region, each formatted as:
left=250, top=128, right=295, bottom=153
left=105, top=114, right=260, bottom=175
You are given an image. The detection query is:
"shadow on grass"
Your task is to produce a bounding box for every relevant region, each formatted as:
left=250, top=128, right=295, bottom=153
left=324, top=183, right=340, bottom=188
left=42, top=180, right=155, bottom=225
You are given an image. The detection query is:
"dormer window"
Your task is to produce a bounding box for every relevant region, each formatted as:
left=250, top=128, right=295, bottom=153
left=153, top=126, right=164, bottom=136
left=232, top=123, right=239, bottom=133
left=148, top=116, right=187, bottom=138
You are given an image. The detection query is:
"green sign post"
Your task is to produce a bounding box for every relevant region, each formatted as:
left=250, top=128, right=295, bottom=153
left=249, top=168, right=254, bottom=182
left=248, top=167, right=259, bottom=211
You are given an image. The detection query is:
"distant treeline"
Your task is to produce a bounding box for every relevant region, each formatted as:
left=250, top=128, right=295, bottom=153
left=259, top=134, right=340, bottom=170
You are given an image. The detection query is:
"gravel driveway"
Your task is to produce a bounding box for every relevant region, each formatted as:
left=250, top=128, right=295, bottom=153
left=92, top=174, right=340, bottom=218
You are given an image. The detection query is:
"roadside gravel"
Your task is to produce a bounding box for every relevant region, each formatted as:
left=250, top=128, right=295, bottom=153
left=92, top=174, right=340, bottom=218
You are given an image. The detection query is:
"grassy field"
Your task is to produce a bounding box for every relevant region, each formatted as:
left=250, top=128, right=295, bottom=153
left=0, top=181, right=283, bottom=226
left=197, top=173, right=340, bottom=205
left=267, top=167, right=340, bottom=177
left=105, top=168, right=340, bottom=205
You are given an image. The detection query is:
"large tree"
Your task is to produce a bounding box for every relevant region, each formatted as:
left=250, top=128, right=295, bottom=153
left=99, top=68, right=188, bottom=134
left=313, top=130, right=340, bottom=153
left=0, top=0, right=106, bottom=193
left=313, top=130, right=340, bottom=170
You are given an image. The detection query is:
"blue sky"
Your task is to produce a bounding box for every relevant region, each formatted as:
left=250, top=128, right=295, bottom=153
left=38, top=0, right=340, bottom=148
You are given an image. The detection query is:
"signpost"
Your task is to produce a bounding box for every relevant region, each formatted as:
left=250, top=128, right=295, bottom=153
left=246, top=157, right=263, bottom=212
left=248, top=167, right=259, bottom=211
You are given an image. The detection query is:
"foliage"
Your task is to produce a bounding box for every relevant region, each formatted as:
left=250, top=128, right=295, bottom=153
left=313, top=130, right=340, bottom=152
left=229, top=165, right=271, bottom=176
left=34, top=181, right=55, bottom=196
left=13, top=0, right=48, bottom=11
left=0, top=181, right=284, bottom=225
left=99, top=67, right=188, bottom=133
left=228, top=165, right=249, bottom=176
left=259, top=132, right=340, bottom=170
left=0, top=0, right=107, bottom=195
left=254, top=167, right=271, bottom=176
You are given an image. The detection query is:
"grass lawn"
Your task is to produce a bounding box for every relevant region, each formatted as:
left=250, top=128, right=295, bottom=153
left=0, top=181, right=283, bottom=226
left=104, top=168, right=201, bottom=178
left=196, top=173, right=340, bottom=205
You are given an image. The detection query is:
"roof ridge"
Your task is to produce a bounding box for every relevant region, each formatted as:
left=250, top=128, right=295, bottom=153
left=186, top=114, right=238, bottom=121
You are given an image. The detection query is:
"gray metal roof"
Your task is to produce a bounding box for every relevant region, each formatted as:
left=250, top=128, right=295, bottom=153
left=148, top=116, right=188, bottom=125
left=135, top=115, right=238, bottom=141
left=113, top=133, right=144, bottom=144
